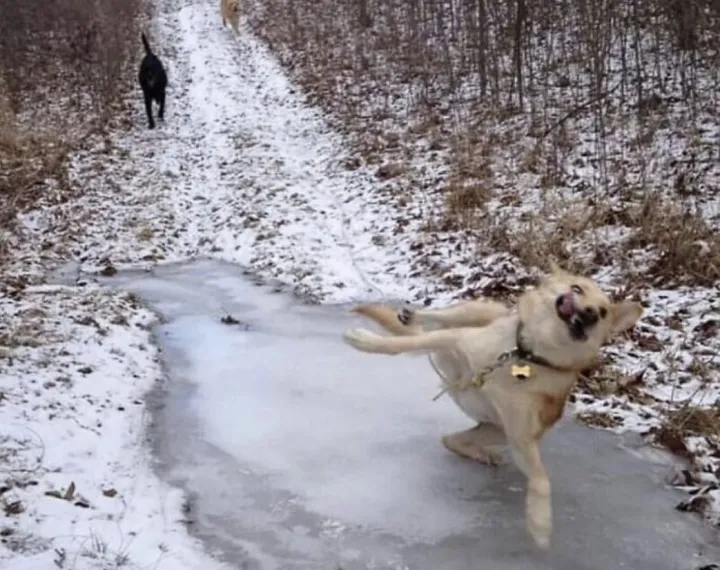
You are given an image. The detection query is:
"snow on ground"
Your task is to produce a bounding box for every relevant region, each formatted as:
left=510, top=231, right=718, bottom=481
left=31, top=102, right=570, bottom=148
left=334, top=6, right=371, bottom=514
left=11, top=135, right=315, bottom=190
left=8, top=0, right=434, bottom=306
left=0, top=285, right=228, bottom=569
left=0, top=0, right=718, bottom=567
left=0, top=1, right=448, bottom=567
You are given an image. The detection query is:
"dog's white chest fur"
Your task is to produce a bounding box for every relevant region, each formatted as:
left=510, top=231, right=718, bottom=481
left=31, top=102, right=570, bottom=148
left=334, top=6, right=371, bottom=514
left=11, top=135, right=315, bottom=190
left=427, top=317, right=525, bottom=426
left=429, top=349, right=505, bottom=425
left=449, top=387, right=500, bottom=424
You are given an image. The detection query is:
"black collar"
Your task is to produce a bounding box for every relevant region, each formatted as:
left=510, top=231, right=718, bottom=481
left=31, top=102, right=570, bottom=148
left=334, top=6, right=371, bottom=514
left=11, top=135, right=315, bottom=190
left=512, top=322, right=560, bottom=369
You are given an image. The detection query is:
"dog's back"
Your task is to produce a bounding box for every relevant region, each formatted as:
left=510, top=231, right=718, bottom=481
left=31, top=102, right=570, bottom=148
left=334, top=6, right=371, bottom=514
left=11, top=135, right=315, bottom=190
left=220, top=0, right=240, bottom=31
left=138, top=33, right=167, bottom=92
left=138, top=32, right=167, bottom=129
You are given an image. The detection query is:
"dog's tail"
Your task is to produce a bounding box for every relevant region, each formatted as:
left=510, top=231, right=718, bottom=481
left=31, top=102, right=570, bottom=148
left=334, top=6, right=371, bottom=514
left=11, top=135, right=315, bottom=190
left=141, top=32, right=152, bottom=55
left=351, top=304, right=422, bottom=336
left=342, top=327, right=459, bottom=355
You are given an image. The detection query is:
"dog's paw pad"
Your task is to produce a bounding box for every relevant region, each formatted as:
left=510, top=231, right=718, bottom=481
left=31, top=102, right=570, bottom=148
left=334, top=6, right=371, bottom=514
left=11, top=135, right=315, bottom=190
left=398, top=307, right=414, bottom=325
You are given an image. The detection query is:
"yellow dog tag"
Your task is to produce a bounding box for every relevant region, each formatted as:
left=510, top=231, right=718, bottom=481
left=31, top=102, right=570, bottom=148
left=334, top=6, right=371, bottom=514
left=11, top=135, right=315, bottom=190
left=511, top=364, right=532, bottom=380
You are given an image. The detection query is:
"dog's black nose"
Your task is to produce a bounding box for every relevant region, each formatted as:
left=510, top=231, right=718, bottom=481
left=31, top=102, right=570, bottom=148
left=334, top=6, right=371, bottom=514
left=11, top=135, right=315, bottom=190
left=580, top=307, right=599, bottom=326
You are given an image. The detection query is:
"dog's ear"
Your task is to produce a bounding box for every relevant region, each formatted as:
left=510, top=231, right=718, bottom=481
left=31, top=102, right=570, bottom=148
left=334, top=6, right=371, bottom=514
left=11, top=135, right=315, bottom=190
left=610, top=301, right=643, bottom=334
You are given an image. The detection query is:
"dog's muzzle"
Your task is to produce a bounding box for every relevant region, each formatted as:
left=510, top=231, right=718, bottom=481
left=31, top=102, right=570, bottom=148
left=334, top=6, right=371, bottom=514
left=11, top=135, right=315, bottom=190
left=556, top=293, right=597, bottom=340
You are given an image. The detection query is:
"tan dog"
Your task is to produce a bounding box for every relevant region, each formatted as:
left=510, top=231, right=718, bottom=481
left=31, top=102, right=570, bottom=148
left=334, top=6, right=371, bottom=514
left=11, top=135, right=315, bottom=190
left=343, top=263, right=643, bottom=550
left=220, top=0, right=240, bottom=33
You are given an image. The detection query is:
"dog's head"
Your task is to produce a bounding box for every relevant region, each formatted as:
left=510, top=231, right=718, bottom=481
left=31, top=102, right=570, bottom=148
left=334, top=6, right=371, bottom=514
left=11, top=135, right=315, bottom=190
left=517, top=262, right=643, bottom=370
left=228, top=0, right=239, bottom=11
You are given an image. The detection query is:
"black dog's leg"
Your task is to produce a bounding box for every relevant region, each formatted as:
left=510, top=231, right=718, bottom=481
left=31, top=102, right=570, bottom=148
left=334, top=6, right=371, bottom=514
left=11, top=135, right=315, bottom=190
left=143, top=90, right=155, bottom=129
left=157, top=91, right=165, bottom=122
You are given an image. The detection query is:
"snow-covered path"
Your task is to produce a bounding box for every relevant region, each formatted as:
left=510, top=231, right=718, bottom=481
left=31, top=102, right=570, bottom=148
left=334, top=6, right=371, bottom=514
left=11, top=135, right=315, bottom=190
left=1, top=2, right=436, bottom=568
left=2, top=0, right=719, bottom=568
left=63, top=0, right=424, bottom=305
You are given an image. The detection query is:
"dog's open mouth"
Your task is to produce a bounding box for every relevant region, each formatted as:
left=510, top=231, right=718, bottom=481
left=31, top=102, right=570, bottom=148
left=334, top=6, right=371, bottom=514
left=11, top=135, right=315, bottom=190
left=555, top=293, right=590, bottom=341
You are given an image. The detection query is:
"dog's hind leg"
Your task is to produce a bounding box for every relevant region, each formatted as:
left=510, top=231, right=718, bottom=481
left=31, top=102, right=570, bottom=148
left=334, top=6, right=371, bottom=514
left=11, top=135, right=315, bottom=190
left=441, top=423, right=506, bottom=466
left=157, top=91, right=165, bottom=122
left=400, top=300, right=510, bottom=330
left=352, top=304, right=423, bottom=336
left=143, top=90, right=155, bottom=129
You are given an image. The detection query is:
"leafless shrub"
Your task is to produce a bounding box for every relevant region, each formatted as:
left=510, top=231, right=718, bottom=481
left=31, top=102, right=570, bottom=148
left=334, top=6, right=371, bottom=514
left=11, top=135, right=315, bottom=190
left=625, top=197, right=720, bottom=287
left=0, top=0, right=144, bottom=236
left=246, top=0, right=719, bottom=286
left=0, top=0, right=143, bottom=117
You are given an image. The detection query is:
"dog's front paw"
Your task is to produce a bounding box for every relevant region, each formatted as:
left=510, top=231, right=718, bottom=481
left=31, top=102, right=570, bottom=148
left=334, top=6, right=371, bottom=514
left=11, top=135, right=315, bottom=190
left=526, top=485, right=552, bottom=550
left=343, top=328, right=382, bottom=352
left=398, top=306, right=415, bottom=326
left=527, top=516, right=551, bottom=550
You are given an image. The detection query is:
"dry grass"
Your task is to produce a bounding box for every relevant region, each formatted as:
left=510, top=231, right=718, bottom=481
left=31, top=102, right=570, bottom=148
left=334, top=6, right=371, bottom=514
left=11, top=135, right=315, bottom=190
left=468, top=186, right=720, bottom=287
left=0, top=93, right=19, bottom=152
left=651, top=403, right=720, bottom=491
left=575, top=410, right=624, bottom=430
left=0, top=125, right=71, bottom=229
left=625, top=198, right=720, bottom=287
left=666, top=405, right=720, bottom=440
left=245, top=0, right=719, bottom=288
left=0, top=0, right=145, bottom=246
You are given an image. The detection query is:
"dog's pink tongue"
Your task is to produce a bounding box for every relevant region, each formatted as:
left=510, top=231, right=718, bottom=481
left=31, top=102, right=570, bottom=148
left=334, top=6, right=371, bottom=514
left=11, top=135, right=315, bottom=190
left=558, top=293, right=575, bottom=318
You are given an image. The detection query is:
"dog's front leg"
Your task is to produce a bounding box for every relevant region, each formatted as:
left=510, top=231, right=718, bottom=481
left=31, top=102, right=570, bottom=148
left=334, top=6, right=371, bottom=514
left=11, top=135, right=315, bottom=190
left=143, top=90, right=155, bottom=129
left=486, top=391, right=552, bottom=549
left=509, top=440, right=552, bottom=550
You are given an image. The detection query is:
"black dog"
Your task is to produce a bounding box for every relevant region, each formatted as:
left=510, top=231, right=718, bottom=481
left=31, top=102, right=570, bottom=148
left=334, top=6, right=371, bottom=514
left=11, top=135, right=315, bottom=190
left=138, top=33, right=167, bottom=129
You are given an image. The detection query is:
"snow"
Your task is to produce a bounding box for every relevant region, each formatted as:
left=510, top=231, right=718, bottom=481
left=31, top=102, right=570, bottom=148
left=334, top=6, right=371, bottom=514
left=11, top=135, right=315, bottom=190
left=0, top=0, right=719, bottom=567
left=0, top=285, right=228, bottom=569
left=36, top=0, right=425, bottom=306
left=2, top=1, right=430, bottom=566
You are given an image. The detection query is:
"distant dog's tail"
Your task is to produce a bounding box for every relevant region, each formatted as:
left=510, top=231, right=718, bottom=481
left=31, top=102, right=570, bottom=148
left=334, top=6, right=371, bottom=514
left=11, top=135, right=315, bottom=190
left=141, top=32, right=152, bottom=54
left=342, top=327, right=460, bottom=355
left=351, top=304, right=422, bottom=336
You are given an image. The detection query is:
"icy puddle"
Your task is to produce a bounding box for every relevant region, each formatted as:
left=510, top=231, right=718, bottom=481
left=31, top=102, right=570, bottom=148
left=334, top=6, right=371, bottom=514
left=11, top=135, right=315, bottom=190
left=103, top=259, right=719, bottom=570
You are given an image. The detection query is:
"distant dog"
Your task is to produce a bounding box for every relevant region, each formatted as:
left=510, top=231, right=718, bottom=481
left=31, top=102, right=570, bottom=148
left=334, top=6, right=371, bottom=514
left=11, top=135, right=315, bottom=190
left=138, top=33, right=167, bottom=129
left=220, top=0, right=240, bottom=33
left=343, top=263, right=643, bottom=550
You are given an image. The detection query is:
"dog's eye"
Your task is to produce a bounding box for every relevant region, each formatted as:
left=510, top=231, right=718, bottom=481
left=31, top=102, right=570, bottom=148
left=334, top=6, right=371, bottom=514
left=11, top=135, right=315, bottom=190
left=599, top=307, right=607, bottom=319
left=571, top=284, right=584, bottom=295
